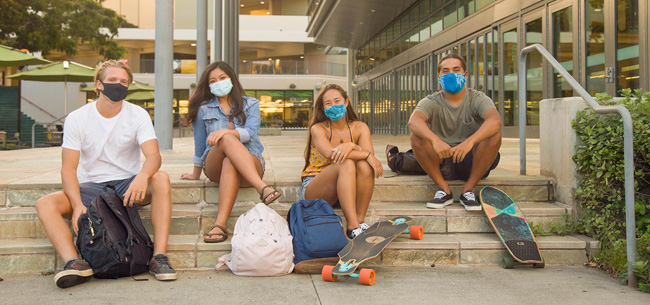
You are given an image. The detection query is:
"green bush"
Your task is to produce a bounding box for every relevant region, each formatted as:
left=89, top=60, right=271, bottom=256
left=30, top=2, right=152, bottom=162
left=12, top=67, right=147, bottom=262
left=572, top=89, right=650, bottom=291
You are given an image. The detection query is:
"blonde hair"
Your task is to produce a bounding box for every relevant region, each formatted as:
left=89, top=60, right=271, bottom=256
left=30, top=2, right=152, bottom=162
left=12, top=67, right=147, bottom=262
left=94, top=60, right=133, bottom=95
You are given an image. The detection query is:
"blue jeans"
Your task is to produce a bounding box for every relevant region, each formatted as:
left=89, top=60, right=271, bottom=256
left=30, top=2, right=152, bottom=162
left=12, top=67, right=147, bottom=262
left=79, top=176, right=136, bottom=207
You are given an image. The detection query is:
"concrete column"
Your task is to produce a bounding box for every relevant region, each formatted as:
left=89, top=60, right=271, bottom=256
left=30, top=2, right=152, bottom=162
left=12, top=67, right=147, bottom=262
left=196, top=0, right=208, bottom=81
left=155, top=0, right=173, bottom=150
left=233, top=0, right=240, bottom=73
left=213, top=0, right=222, bottom=62
left=223, top=0, right=231, bottom=64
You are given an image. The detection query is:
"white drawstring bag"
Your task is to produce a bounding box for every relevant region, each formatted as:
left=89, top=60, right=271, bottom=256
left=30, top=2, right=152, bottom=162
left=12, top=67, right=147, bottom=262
left=216, top=203, right=294, bottom=276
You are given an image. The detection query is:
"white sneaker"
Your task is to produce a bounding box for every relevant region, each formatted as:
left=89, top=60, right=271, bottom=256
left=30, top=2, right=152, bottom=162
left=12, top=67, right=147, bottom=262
left=347, top=227, right=363, bottom=239
left=359, top=223, right=370, bottom=230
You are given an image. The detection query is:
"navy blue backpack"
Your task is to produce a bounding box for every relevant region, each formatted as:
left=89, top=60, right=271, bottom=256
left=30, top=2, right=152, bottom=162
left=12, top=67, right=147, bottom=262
left=287, top=199, right=349, bottom=264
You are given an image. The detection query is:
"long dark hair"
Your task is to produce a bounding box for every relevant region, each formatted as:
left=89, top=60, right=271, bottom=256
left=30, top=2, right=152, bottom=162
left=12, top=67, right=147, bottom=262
left=186, top=61, right=247, bottom=126
left=303, top=84, right=359, bottom=171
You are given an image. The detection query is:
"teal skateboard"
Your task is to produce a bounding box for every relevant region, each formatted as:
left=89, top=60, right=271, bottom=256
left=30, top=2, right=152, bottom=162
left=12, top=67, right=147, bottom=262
left=479, top=186, right=545, bottom=269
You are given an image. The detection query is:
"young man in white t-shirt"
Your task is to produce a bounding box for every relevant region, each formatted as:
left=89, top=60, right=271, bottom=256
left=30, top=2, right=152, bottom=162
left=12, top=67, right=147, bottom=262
left=36, top=60, right=177, bottom=288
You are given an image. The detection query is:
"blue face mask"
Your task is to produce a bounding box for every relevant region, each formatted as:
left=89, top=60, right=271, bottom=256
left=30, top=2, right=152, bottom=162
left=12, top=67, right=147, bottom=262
left=324, top=104, right=347, bottom=121
left=209, top=78, right=233, bottom=97
left=438, top=73, right=466, bottom=93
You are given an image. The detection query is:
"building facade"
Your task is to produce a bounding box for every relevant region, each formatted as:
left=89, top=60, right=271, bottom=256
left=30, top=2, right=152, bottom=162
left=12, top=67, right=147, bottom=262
left=308, top=0, right=649, bottom=137
left=27, top=0, right=348, bottom=129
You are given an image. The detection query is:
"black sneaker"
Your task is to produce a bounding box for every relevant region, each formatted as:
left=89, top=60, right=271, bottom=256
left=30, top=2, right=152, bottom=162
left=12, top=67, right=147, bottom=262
left=53, top=259, right=93, bottom=288
left=346, top=227, right=363, bottom=239
left=460, top=191, right=481, bottom=211
left=149, top=254, right=177, bottom=281
left=426, top=190, right=453, bottom=209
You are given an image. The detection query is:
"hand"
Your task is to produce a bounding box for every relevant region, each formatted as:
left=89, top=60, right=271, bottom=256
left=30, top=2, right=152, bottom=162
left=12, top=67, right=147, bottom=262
left=123, top=173, right=149, bottom=207
left=451, top=139, right=475, bottom=163
left=71, top=204, right=87, bottom=236
left=331, top=142, right=356, bottom=163
left=181, top=172, right=200, bottom=180
left=366, top=154, right=384, bottom=178
left=207, top=129, right=228, bottom=146
left=432, top=140, right=452, bottom=160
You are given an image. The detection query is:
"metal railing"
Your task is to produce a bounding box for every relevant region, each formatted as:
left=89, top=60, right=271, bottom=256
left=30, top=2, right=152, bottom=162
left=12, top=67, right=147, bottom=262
left=519, top=44, right=637, bottom=288
left=32, top=114, right=67, bottom=148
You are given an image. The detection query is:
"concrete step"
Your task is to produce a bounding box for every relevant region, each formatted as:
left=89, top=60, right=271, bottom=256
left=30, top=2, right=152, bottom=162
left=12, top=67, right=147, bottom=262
left=0, top=202, right=570, bottom=239
left=2, top=175, right=554, bottom=207
left=0, top=233, right=599, bottom=275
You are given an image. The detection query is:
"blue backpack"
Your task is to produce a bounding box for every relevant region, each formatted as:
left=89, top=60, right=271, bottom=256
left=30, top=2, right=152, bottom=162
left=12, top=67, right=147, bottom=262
left=287, top=199, right=349, bottom=264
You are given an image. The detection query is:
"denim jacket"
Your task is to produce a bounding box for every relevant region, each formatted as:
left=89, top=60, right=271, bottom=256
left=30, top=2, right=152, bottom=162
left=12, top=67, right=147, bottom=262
left=192, top=96, right=264, bottom=168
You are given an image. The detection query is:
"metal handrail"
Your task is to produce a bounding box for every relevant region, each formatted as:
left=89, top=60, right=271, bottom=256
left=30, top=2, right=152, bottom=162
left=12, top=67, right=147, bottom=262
left=32, top=114, right=67, bottom=148
left=519, top=44, right=636, bottom=288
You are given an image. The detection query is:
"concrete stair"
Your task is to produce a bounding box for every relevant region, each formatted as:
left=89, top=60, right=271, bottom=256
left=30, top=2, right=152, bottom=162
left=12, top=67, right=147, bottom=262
left=0, top=176, right=599, bottom=275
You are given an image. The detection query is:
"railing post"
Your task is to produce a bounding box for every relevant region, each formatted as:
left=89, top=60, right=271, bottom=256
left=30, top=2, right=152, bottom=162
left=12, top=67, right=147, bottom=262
left=519, top=44, right=637, bottom=288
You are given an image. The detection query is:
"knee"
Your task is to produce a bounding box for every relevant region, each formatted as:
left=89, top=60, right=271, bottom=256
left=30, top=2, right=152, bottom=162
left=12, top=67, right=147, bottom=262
left=355, top=160, right=373, bottom=177
left=410, top=133, right=427, bottom=150
left=339, top=159, right=357, bottom=173
left=151, top=171, right=171, bottom=189
left=35, top=195, right=54, bottom=217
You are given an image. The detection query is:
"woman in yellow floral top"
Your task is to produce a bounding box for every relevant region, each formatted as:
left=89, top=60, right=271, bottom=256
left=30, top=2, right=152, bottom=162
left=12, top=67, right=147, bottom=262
left=301, top=84, right=383, bottom=239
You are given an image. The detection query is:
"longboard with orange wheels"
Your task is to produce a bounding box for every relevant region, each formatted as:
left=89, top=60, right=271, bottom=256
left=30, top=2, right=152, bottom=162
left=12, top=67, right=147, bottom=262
left=321, top=216, right=424, bottom=286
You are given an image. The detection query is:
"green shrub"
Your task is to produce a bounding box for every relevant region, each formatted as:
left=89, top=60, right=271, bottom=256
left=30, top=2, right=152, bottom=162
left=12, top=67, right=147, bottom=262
left=572, top=89, right=650, bottom=291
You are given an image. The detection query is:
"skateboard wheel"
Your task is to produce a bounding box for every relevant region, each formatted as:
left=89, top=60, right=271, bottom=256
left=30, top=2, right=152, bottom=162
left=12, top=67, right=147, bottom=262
left=501, top=257, right=515, bottom=269
left=533, top=259, right=545, bottom=269
left=410, top=226, right=424, bottom=240
left=322, top=265, right=337, bottom=282
left=359, top=268, right=375, bottom=286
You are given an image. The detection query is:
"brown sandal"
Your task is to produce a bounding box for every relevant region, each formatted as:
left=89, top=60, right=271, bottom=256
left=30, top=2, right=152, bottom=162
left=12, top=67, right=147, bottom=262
left=204, top=224, right=229, bottom=243
left=260, top=185, right=281, bottom=205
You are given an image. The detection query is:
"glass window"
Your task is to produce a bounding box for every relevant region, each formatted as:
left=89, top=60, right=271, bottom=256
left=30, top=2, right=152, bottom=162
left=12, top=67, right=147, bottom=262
left=552, top=6, right=574, bottom=97
left=409, top=28, right=420, bottom=48
left=585, top=0, right=605, bottom=95
left=410, top=4, right=419, bottom=27
left=401, top=14, right=410, bottom=35
left=420, top=0, right=431, bottom=19
left=431, top=0, right=444, bottom=11
left=492, top=28, right=500, bottom=105
left=503, top=28, right=518, bottom=126
left=387, top=24, right=395, bottom=44
left=525, top=18, right=543, bottom=126
left=469, top=38, right=476, bottom=89
left=458, top=0, right=475, bottom=20
left=420, top=22, right=431, bottom=41
left=616, top=0, right=639, bottom=94
left=401, top=33, right=410, bottom=53
left=430, top=12, right=443, bottom=36
left=443, top=2, right=458, bottom=29
left=477, top=0, right=492, bottom=11
left=284, top=91, right=313, bottom=128
left=478, top=35, right=486, bottom=92
left=486, top=31, right=494, bottom=100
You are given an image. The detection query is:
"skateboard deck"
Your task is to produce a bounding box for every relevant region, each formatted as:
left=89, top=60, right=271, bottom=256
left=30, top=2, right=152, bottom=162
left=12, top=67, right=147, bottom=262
left=294, top=257, right=339, bottom=274
left=332, top=217, right=411, bottom=277
left=479, top=186, right=544, bottom=267
left=321, top=216, right=423, bottom=285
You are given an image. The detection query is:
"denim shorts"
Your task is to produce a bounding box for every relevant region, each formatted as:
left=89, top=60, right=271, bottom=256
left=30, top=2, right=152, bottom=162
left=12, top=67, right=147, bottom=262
left=79, top=175, right=136, bottom=208
left=299, top=176, right=315, bottom=201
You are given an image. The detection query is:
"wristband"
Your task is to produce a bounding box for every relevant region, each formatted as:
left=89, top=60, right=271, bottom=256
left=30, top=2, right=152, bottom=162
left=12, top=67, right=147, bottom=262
left=365, top=152, right=371, bottom=160
left=358, top=145, right=362, bottom=151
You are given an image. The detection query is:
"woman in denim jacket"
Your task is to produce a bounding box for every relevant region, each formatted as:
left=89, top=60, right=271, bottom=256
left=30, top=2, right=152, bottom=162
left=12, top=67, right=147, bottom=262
left=182, top=61, right=281, bottom=243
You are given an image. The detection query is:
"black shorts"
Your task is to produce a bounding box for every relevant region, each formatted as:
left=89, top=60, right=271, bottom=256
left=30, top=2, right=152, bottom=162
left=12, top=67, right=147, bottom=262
left=79, top=176, right=136, bottom=207
left=440, top=150, right=500, bottom=181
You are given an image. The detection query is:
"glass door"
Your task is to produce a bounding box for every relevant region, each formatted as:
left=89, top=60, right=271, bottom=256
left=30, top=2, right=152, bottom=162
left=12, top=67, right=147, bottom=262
left=549, top=0, right=577, bottom=98
left=523, top=12, right=544, bottom=126
left=500, top=20, right=519, bottom=127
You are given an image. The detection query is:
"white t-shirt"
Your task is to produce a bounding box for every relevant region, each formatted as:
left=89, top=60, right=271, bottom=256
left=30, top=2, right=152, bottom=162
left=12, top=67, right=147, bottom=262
left=62, top=101, right=157, bottom=183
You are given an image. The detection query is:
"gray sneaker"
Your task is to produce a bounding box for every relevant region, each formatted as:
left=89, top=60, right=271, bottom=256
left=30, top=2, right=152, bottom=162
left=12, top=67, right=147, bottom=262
left=53, top=259, right=93, bottom=288
left=149, top=254, right=177, bottom=281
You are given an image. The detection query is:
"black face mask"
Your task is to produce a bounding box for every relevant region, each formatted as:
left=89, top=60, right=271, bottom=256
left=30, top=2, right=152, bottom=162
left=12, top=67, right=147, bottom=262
left=100, top=81, right=129, bottom=102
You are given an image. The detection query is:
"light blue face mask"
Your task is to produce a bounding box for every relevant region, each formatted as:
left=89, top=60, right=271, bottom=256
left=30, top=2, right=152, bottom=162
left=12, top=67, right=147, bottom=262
left=209, top=78, right=233, bottom=97
left=324, top=104, right=347, bottom=121
left=438, top=72, right=466, bottom=93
